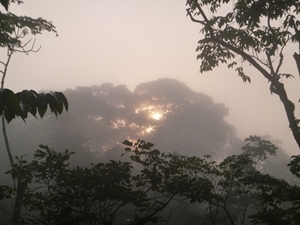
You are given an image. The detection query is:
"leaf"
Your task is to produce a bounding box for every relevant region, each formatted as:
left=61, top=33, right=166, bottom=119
left=123, top=140, right=133, bottom=146
left=37, top=93, right=47, bottom=118
left=0, top=0, right=9, bottom=11
left=46, top=93, right=58, bottom=116
left=0, top=90, right=4, bottom=117
left=38, top=144, right=48, bottom=149
left=15, top=90, right=33, bottom=117
left=227, top=61, right=237, bottom=68
left=235, top=67, right=251, bottom=83
left=3, top=89, right=20, bottom=113
left=19, top=102, right=29, bottom=118
left=152, top=149, right=160, bottom=155
left=0, top=89, right=22, bottom=122
left=52, top=91, right=68, bottom=111
left=279, top=73, right=295, bottom=79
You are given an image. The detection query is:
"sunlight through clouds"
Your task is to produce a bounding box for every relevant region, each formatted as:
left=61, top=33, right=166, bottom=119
left=151, top=112, right=162, bottom=120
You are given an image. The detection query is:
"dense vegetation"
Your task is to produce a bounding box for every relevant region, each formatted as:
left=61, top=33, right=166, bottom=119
left=1, top=136, right=300, bottom=224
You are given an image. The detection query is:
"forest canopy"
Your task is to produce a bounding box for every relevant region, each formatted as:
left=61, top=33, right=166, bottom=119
left=2, top=78, right=243, bottom=165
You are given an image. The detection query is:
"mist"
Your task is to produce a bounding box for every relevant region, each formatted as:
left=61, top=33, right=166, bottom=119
left=1, top=1, right=300, bottom=224
left=0, top=0, right=297, bottom=156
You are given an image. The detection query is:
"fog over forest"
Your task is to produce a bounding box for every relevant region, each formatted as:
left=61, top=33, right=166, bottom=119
left=3, top=0, right=299, bottom=156
left=0, top=0, right=299, bottom=224
left=0, top=78, right=295, bottom=224
left=0, top=78, right=291, bottom=171
left=2, top=78, right=236, bottom=160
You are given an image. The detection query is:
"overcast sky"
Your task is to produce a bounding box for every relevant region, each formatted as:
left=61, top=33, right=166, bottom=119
left=2, top=0, right=299, bottom=154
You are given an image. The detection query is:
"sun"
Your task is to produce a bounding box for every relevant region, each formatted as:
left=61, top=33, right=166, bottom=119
left=151, top=112, right=162, bottom=120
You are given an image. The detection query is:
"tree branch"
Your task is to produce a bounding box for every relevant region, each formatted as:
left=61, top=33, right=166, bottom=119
left=1, top=50, right=14, bottom=171
left=186, top=8, right=206, bottom=26
left=266, top=53, right=276, bottom=78
left=187, top=0, right=300, bottom=149
left=275, top=52, right=284, bottom=76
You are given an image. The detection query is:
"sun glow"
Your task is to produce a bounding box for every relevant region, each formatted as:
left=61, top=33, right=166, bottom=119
left=151, top=112, right=162, bottom=120
left=146, top=126, right=154, bottom=133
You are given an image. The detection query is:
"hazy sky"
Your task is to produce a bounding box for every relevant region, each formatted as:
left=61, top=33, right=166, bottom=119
left=2, top=0, right=299, bottom=154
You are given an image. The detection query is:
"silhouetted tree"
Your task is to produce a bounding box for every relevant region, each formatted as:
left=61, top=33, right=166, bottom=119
left=0, top=2, right=68, bottom=224
left=186, top=0, right=300, bottom=149
left=21, top=79, right=241, bottom=161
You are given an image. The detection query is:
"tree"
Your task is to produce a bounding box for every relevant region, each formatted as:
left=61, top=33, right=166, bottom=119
left=1, top=136, right=298, bottom=225
left=35, top=78, right=241, bottom=160
left=0, top=141, right=215, bottom=225
left=185, top=0, right=300, bottom=148
left=0, top=1, right=68, bottom=164
left=5, top=78, right=241, bottom=165
left=0, top=2, right=68, bottom=224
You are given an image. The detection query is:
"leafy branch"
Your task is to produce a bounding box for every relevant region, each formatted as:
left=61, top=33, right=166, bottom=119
left=186, top=0, right=300, bottom=149
left=0, top=6, right=67, bottom=224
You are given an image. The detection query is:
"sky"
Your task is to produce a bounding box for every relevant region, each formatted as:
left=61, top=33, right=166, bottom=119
left=1, top=0, right=299, bottom=154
